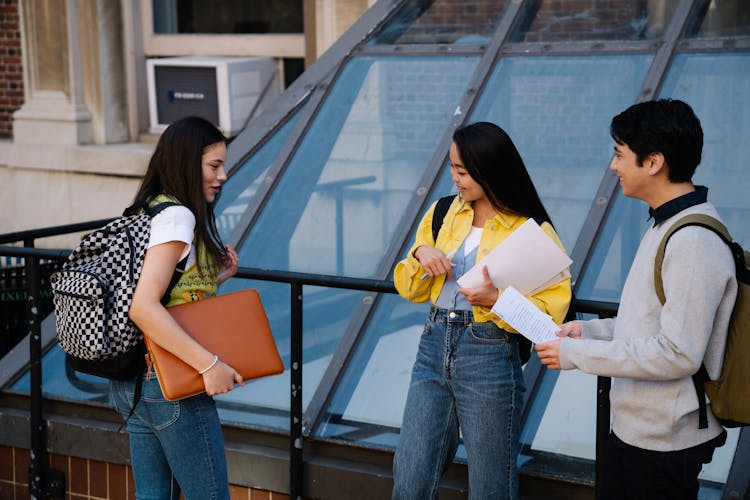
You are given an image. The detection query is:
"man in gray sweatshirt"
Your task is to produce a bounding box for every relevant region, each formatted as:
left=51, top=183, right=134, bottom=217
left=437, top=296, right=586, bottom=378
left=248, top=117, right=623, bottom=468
left=535, top=99, right=737, bottom=499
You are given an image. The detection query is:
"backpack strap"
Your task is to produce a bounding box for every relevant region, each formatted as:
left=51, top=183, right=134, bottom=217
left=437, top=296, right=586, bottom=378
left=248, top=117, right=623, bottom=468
left=144, top=200, right=189, bottom=303
left=692, top=364, right=711, bottom=429
left=123, top=200, right=186, bottom=427
left=431, top=195, right=457, bottom=242
left=147, top=200, right=179, bottom=218
left=654, top=214, right=732, bottom=304
left=653, top=213, right=734, bottom=429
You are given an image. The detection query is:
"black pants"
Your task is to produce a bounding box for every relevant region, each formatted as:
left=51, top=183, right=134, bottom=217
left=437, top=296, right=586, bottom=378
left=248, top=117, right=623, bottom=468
left=597, top=430, right=727, bottom=500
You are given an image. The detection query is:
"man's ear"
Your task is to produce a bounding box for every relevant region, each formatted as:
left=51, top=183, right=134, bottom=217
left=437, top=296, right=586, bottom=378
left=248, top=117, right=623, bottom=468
left=646, top=152, right=666, bottom=176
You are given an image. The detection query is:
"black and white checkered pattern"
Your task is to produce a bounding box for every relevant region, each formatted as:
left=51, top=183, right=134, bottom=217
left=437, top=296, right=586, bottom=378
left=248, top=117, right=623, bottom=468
left=51, top=205, right=173, bottom=367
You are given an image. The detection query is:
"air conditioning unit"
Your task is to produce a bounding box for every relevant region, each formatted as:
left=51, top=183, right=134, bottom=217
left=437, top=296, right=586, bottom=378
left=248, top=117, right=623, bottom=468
left=146, top=56, right=280, bottom=137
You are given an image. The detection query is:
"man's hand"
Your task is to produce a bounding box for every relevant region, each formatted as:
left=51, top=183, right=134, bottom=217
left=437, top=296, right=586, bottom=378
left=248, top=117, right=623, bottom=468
left=557, top=321, right=582, bottom=339
left=534, top=321, right=581, bottom=370
left=535, top=339, right=563, bottom=370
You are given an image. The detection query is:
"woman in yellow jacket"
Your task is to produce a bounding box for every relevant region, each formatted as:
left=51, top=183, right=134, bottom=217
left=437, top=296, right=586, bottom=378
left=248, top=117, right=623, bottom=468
left=392, top=122, right=571, bottom=500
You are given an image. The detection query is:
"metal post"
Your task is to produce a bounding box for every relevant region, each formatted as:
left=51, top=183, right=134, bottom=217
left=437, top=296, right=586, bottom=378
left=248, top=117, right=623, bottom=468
left=595, top=375, right=611, bottom=499
left=24, top=244, right=65, bottom=499
left=26, top=251, right=47, bottom=499
left=290, top=281, right=304, bottom=499
left=336, top=188, right=344, bottom=276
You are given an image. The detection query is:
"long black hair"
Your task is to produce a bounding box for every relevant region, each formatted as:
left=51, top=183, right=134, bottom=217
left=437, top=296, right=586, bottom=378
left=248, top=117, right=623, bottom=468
left=125, top=116, right=227, bottom=270
left=452, top=121, right=551, bottom=225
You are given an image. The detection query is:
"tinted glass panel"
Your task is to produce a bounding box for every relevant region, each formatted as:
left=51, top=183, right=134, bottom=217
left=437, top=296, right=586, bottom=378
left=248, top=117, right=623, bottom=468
left=316, top=172, right=456, bottom=447
left=470, top=54, right=652, bottom=250
left=10, top=341, right=110, bottom=404
left=236, top=56, right=479, bottom=277
left=510, top=0, right=678, bottom=42
left=578, top=51, right=750, bottom=302
left=686, top=0, right=750, bottom=38
left=214, top=109, right=302, bottom=241
left=213, top=278, right=361, bottom=430
left=216, top=53, right=475, bottom=429
left=370, top=0, right=509, bottom=45
left=315, top=53, right=652, bottom=451
left=661, top=53, right=750, bottom=251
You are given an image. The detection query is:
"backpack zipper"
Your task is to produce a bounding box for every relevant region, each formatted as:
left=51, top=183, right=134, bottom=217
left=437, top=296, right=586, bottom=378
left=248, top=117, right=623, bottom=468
left=52, top=269, right=107, bottom=300
left=125, top=226, right=136, bottom=284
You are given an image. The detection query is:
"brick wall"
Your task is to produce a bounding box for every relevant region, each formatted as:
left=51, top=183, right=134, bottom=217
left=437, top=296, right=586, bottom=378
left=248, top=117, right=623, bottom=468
left=387, top=0, right=508, bottom=44
left=519, top=0, right=654, bottom=42
left=385, top=0, right=661, bottom=44
left=0, top=446, right=291, bottom=500
left=0, top=0, right=23, bottom=139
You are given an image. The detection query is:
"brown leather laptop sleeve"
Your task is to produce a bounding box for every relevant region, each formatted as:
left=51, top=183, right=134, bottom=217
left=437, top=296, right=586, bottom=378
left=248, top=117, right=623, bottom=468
left=144, top=289, right=284, bottom=401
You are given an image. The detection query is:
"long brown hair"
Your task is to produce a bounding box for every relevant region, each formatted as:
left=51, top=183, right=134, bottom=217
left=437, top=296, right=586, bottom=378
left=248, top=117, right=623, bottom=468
left=124, top=116, right=227, bottom=270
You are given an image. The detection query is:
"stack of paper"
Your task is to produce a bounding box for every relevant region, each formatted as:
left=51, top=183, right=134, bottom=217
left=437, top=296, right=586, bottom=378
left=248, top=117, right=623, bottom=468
left=456, top=218, right=572, bottom=295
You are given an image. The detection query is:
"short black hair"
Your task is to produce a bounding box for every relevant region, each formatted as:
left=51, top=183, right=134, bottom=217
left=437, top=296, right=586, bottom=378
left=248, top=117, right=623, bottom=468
left=610, top=99, right=703, bottom=183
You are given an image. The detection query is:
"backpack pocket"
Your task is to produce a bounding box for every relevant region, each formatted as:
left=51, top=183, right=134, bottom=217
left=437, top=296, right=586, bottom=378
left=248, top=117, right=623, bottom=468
left=51, top=270, right=108, bottom=360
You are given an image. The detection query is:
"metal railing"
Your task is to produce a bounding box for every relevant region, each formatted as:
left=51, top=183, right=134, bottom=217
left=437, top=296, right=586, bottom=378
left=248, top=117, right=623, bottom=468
left=1, top=220, right=115, bottom=499
left=1, top=220, right=620, bottom=500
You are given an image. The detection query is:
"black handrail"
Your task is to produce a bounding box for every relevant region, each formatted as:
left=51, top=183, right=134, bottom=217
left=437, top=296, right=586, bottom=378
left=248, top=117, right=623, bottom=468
left=0, top=219, right=115, bottom=245
left=0, top=244, right=69, bottom=498
left=1, top=235, right=620, bottom=499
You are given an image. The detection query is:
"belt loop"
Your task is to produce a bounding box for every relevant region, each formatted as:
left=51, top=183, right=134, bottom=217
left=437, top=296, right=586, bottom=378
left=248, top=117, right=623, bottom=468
left=429, top=306, right=436, bottom=322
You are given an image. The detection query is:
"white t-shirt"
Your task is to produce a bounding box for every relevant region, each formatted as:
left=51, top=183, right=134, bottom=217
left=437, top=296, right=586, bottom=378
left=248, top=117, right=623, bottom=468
left=463, top=226, right=483, bottom=256
left=148, top=205, right=196, bottom=268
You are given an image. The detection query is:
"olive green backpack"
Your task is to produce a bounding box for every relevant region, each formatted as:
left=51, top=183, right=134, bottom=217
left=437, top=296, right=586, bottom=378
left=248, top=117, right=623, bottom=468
left=654, top=214, right=750, bottom=429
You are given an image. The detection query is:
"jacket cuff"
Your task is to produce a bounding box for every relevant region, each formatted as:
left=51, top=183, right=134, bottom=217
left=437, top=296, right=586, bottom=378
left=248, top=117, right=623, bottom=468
left=558, top=338, right=579, bottom=370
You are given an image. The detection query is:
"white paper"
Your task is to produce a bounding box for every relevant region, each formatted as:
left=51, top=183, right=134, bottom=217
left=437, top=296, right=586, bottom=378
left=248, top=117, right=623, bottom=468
left=491, top=286, right=560, bottom=343
left=527, top=269, right=572, bottom=296
left=457, top=219, right=572, bottom=295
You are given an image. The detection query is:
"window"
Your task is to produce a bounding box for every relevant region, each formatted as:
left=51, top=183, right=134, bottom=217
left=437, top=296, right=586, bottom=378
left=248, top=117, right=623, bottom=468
left=152, top=0, right=303, bottom=34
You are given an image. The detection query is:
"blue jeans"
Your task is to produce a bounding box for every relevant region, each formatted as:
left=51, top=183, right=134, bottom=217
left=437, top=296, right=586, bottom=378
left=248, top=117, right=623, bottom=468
left=110, top=369, right=230, bottom=500
left=392, top=307, right=525, bottom=500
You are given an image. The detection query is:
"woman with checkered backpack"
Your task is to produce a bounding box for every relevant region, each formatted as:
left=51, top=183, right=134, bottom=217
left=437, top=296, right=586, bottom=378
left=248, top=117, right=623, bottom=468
left=110, top=116, right=242, bottom=500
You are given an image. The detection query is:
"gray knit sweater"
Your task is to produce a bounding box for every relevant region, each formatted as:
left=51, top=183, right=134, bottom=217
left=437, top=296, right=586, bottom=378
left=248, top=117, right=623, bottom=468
left=559, top=201, right=737, bottom=451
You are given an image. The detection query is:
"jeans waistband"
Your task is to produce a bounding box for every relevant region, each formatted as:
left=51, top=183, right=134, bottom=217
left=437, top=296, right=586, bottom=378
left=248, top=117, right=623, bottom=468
left=429, top=305, right=473, bottom=324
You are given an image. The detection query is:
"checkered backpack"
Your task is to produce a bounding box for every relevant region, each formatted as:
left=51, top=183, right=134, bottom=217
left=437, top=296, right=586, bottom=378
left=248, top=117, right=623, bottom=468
left=51, top=201, right=182, bottom=380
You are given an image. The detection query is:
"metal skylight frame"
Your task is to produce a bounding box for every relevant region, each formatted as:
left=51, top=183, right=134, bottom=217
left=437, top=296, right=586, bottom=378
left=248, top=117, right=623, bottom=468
left=217, top=0, right=750, bottom=493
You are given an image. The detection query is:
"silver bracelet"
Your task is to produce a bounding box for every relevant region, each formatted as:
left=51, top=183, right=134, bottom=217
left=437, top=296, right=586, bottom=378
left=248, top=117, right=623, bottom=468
left=198, top=354, right=219, bottom=375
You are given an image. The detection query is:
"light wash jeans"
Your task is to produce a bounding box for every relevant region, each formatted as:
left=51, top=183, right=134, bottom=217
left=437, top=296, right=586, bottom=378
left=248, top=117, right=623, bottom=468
left=110, top=369, right=230, bottom=500
left=392, top=306, right=525, bottom=500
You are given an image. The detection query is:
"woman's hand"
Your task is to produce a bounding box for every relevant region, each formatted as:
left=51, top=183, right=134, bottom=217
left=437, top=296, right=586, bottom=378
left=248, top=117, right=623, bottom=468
left=457, top=266, right=499, bottom=307
left=415, top=245, right=456, bottom=280
left=217, top=245, right=239, bottom=285
left=201, top=358, right=244, bottom=396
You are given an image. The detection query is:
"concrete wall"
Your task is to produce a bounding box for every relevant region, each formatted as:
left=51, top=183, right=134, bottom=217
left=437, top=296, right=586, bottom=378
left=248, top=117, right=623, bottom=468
left=0, top=140, right=150, bottom=247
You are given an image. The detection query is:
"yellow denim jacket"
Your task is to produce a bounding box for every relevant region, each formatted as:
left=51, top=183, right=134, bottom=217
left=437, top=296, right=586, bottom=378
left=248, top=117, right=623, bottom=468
left=393, top=196, right=572, bottom=332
